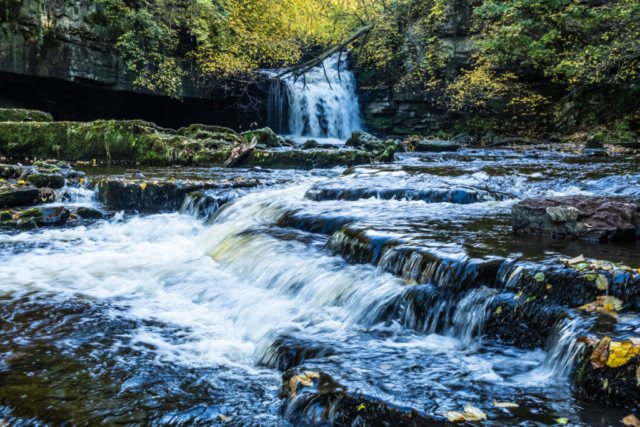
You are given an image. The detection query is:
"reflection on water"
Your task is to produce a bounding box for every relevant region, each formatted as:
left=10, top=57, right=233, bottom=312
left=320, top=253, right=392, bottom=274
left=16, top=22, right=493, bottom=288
left=1, top=149, right=639, bottom=426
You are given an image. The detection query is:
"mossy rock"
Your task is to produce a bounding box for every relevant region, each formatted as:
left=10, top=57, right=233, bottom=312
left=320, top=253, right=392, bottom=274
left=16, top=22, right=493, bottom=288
left=20, top=208, right=45, bottom=220
left=345, top=131, right=381, bottom=148
left=413, top=141, right=460, bottom=152
left=585, top=133, right=605, bottom=149
left=242, top=150, right=372, bottom=170
left=0, top=108, right=53, bottom=123
left=27, top=173, right=65, bottom=189
left=0, top=164, right=22, bottom=179
left=176, top=124, right=245, bottom=145
left=302, top=140, right=320, bottom=149
left=0, top=218, right=38, bottom=230
left=241, top=127, right=281, bottom=148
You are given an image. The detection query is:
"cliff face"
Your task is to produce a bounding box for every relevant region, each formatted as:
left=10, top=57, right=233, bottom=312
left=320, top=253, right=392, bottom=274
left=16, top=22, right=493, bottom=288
left=0, top=0, right=269, bottom=129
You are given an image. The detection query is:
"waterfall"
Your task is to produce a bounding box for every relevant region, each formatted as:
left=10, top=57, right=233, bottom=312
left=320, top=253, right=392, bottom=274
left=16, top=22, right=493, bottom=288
left=268, top=53, right=362, bottom=141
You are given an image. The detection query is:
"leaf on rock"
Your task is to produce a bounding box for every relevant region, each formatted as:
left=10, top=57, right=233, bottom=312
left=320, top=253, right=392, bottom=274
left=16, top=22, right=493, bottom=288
left=623, top=415, right=640, bottom=427
left=140, top=183, right=147, bottom=190
left=534, top=272, right=545, bottom=282
left=596, top=274, right=609, bottom=290
left=288, top=371, right=319, bottom=397
left=493, top=400, right=519, bottom=408
left=579, top=273, right=597, bottom=281
left=556, top=418, right=569, bottom=424
left=568, top=255, right=585, bottom=265
left=591, top=336, right=612, bottom=369
left=443, top=404, right=487, bottom=422
left=608, top=341, right=640, bottom=368
left=597, top=296, right=623, bottom=310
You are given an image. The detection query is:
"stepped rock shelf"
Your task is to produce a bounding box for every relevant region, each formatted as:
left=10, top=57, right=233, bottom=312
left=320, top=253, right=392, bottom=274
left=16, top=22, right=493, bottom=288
left=0, top=118, right=374, bottom=169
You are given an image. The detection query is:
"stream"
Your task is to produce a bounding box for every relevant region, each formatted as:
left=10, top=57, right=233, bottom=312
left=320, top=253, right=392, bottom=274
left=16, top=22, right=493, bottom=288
left=1, top=56, right=639, bottom=426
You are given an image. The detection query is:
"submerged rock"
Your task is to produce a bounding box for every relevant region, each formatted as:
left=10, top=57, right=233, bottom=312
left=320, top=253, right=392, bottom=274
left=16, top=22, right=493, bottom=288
left=512, top=196, right=640, bottom=241
left=75, top=207, right=108, bottom=220
left=0, top=164, right=23, bottom=178
left=0, top=108, right=53, bottom=123
left=20, top=207, right=71, bottom=226
left=98, top=177, right=263, bottom=211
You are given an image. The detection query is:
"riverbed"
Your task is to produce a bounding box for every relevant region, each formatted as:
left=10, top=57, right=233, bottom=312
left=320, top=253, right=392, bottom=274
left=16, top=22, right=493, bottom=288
left=1, top=149, right=639, bottom=426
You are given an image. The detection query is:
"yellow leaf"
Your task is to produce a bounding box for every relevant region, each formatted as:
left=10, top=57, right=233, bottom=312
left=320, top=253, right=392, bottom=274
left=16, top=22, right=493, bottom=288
left=557, top=418, right=569, bottom=424
left=623, top=414, right=640, bottom=426
left=596, top=274, right=609, bottom=290
left=608, top=341, right=640, bottom=368
left=140, top=183, right=147, bottom=190
left=493, top=400, right=519, bottom=408
left=357, top=404, right=365, bottom=411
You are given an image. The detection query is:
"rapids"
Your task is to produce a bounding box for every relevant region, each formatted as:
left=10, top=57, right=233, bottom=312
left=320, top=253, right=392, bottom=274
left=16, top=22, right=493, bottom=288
left=2, top=150, right=640, bottom=426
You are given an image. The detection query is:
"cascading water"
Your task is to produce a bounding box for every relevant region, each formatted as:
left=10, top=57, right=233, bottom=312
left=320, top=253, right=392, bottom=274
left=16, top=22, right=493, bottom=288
left=268, top=53, right=362, bottom=141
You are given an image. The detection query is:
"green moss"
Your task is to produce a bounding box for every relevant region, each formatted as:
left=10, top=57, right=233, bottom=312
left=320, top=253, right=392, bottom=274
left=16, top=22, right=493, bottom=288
left=0, top=109, right=53, bottom=123
left=20, top=208, right=44, bottom=219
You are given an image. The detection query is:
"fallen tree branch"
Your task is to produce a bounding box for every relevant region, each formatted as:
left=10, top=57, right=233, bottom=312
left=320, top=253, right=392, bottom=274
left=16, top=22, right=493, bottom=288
left=277, top=23, right=374, bottom=79
left=224, top=138, right=257, bottom=168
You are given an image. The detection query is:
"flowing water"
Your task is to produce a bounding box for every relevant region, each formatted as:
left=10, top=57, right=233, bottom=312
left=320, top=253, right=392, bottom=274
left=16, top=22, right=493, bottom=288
left=2, top=150, right=640, bottom=426
left=267, top=53, right=362, bottom=145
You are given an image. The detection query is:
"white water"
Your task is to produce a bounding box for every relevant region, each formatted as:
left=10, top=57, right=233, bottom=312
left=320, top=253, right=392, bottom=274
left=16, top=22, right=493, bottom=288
left=269, top=53, right=362, bottom=143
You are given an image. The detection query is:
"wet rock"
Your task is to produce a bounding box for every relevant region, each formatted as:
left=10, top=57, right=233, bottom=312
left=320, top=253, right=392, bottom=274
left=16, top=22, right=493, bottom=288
left=512, top=196, right=640, bottom=241
left=26, top=173, right=65, bottom=189
left=412, top=140, right=460, bottom=152
left=484, top=294, right=567, bottom=349
left=0, top=164, right=23, bottom=178
left=574, top=342, right=640, bottom=408
left=241, top=127, right=282, bottom=148
left=21, top=207, right=71, bottom=226
left=585, top=133, right=605, bottom=149
left=75, top=207, right=108, bottom=220
left=0, top=183, right=40, bottom=208
left=176, top=124, right=246, bottom=145
left=281, top=370, right=451, bottom=426
left=302, top=140, right=320, bottom=149
left=374, top=146, right=396, bottom=163
left=98, top=178, right=263, bottom=212
left=0, top=108, right=53, bottom=123
left=583, top=149, right=607, bottom=157
left=257, top=337, right=335, bottom=371
left=345, top=131, right=381, bottom=148
left=0, top=217, right=37, bottom=230
left=305, top=183, right=510, bottom=204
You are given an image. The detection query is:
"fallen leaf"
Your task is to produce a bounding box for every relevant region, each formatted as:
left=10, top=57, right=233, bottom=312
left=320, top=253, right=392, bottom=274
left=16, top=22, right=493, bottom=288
left=580, top=273, right=597, bottom=281
left=556, top=418, right=569, bottom=424
left=568, top=255, right=585, bottom=265
left=464, top=404, right=487, bottom=420
left=444, top=411, right=468, bottom=422
left=140, top=183, right=147, bottom=190
left=608, top=341, right=640, bottom=368
left=596, top=274, right=609, bottom=290
left=534, top=272, right=545, bottom=282
left=218, top=415, right=232, bottom=422
left=597, top=296, right=623, bottom=310
left=495, top=307, right=502, bottom=314
left=357, top=404, right=366, bottom=411
left=591, top=336, right=612, bottom=369
left=623, top=415, right=640, bottom=426
left=493, top=400, right=519, bottom=408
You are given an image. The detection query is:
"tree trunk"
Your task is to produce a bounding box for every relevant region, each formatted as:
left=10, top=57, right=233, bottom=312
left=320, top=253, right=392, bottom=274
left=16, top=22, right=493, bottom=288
left=278, top=24, right=374, bottom=79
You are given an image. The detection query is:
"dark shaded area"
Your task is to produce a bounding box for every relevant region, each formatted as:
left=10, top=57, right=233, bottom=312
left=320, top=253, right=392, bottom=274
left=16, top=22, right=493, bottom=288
left=0, top=71, right=271, bottom=130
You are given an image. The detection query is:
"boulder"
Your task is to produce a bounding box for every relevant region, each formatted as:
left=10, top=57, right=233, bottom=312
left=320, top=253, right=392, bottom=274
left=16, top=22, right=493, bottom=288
left=345, top=131, right=381, bottom=148
left=26, top=173, right=65, bottom=189
left=0, top=183, right=40, bottom=208
left=241, top=128, right=282, bottom=148
left=512, top=196, right=640, bottom=241
left=0, top=218, right=38, bottom=230
left=302, top=140, right=320, bottom=149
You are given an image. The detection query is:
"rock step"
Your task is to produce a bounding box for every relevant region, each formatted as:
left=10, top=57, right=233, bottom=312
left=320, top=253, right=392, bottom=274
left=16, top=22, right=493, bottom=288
left=97, top=177, right=265, bottom=212
left=304, top=184, right=511, bottom=203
